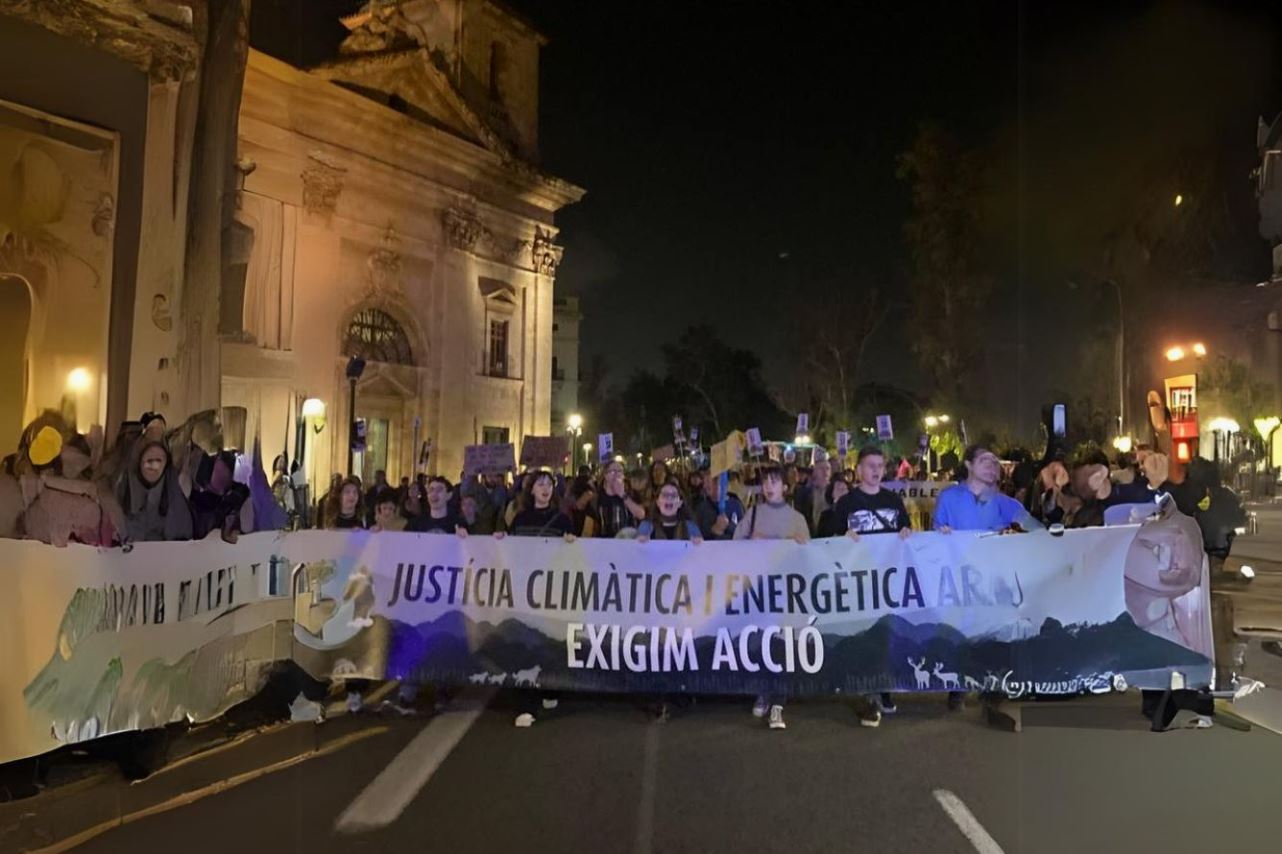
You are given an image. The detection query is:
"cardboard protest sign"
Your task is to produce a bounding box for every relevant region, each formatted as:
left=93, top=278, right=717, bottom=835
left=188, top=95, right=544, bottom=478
left=836, top=430, right=851, bottom=458
left=745, top=427, right=764, bottom=457
left=689, top=426, right=700, bottom=447
left=876, top=414, right=894, bottom=440
left=520, top=436, right=569, bottom=469
left=767, top=443, right=782, bottom=462
left=598, top=432, right=614, bottom=463
left=464, top=442, right=516, bottom=475
left=796, top=413, right=809, bottom=436
left=709, top=431, right=744, bottom=476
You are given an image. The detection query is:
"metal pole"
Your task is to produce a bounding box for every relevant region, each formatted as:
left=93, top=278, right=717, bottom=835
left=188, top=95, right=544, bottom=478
left=1110, top=280, right=1124, bottom=436
left=347, top=376, right=357, bottom=477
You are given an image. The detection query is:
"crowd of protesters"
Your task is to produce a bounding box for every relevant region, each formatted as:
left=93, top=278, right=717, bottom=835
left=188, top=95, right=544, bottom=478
left=0, top=409, right=285, bottom=547
left=2, top=407, right=1245, bottom=733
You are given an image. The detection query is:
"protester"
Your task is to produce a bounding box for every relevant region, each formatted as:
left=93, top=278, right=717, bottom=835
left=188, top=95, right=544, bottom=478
left=408, top=476, right=466, bottom=534
left=316, top=473, right=343, bottom=529
left=691, top=470, right=735, bottom=540
left=734, top=464, right=808, bottom=731
left=932, top=444, right=1040, bottom=710
left=504, top=470, right=574, bottom=539
left=793, top=457, right=831, bottom=536
left=400, top=480, right=425, bottom=523
left=595, top=460, right=646, bottom=538
left=734, top=464, right=811, bottom=544
left=370, top=488, right=406, bottom=532
left=933, top=445, right=1041, bottom=534
left=832, top=446, right=912, bottom=726
left=499, top=469, right=574, bottom=727
left=118, top=440, right=193, bottom=542
left=364, top=469, right=390, bottom=524
left=20, top=423, right=121, bottom=547
left=815, top=474, right=850, bottom=538
left=460, top=492, right=495, bottom=535
left=568, top=472, right=598, bottom=537
left=637, top=478, right=703, bottom=541
left=190, top=451, right=252, bottom=541
left=325, top=477, right=365, bottom=530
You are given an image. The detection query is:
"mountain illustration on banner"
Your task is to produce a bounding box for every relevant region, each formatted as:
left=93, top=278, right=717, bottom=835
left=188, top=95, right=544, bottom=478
left=370, top=606, right=1209, bottom=697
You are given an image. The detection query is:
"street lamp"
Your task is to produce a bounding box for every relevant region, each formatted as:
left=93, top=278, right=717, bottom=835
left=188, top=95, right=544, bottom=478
left=566, top=412, right=583, bottom=469
left=924, top=415, right=939, bottom=429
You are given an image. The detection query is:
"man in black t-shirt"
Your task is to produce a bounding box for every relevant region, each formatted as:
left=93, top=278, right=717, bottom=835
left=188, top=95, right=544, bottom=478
left=832, top=446, right=912, bottom=538
left=830, top=445, right=911, bottom=727
left=407, top=476, right=465, bottom=535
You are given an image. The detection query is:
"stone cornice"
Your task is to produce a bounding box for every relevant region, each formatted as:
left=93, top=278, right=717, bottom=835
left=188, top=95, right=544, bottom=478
left=0, top=0, right=200, bottom=81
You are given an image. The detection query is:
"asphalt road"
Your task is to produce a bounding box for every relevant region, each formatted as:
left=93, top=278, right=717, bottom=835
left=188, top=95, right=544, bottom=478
left=70, top=690, right=1281, bottom=854
left=38, top=511, right=1282, bottom=854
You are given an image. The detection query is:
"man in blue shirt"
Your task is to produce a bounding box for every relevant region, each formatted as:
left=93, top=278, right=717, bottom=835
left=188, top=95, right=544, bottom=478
left=932, top=444, right=1040, bottom=712
left=933, top=445, right=1041, bottom=533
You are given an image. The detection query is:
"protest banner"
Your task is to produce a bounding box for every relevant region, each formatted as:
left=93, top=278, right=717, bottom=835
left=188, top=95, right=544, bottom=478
left=876, top=414, right=894, bottom=440
left=464, top=442, right=516, bottom=476
left=1, top=507, right=1215, bottom=763
left=709, top=431, right=744, bottom=476
left=3, top=533, right=293, bottom=765
left=289, top=514, right=1212, bottom=701
left=520, top=436, right=569, bottom=469
left=745, top=427, right=764, bottom=457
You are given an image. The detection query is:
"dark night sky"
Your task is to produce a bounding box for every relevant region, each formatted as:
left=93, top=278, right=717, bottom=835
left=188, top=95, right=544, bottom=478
left=517, top=1, right=1282, bottom=404
left=255, top=1, right=1282, bottom=431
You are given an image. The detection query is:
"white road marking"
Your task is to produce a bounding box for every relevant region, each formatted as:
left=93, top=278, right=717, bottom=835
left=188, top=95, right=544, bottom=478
left=335, top=692, right=492, bottom=833
left=634, top=723, right=661, bottom=854
left=933, top=789, right=1006, bottom=854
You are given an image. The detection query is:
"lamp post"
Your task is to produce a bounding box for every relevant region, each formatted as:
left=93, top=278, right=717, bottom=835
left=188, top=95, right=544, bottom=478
left=300, top=397, right=326, bottom=527
left=567, top=413, right=583, bottom=471
left=345, top=356, right=366, bottom=477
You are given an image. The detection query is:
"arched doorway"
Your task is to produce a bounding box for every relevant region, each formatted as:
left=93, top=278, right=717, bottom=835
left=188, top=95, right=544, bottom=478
left=342, top=306, right=421, bottom=484
left=0, top=274, right=31, bottom=454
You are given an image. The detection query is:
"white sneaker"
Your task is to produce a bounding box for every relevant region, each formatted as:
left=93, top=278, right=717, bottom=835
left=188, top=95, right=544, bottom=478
left=752, top=694, right=770, bottom=718
left=768, top=705, right=786, bottom=730
left=542, top=698, right=559, bottom=710
left=859, top=708, right=882, bottom=728
left=514, top=712, right=536, bottom=727
left=345, top=692, right=363, bottom=713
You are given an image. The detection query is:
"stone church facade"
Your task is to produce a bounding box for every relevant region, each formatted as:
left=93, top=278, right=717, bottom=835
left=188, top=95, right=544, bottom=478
left=0, top=0, right=582, bottom=483
left=224, top=1, right=583, bottom=484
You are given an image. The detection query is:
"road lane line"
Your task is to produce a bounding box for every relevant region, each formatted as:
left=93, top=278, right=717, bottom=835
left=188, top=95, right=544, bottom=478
left=933, top=789, right=1005, bottom=854
left=335, top=692, right=492, bottom=833
left=633, top=723, right=661, bottom=854
left=36, top=726, right=387, bottom=854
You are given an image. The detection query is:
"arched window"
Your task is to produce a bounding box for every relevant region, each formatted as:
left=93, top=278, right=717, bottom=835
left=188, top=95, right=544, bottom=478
left=343, top=307, right=414, bottom=366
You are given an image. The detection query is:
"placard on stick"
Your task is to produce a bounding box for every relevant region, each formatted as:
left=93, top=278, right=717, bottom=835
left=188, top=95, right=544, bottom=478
left=464, top=443, right=516, bottom=476
left=520, top=436, right=569, bottom=469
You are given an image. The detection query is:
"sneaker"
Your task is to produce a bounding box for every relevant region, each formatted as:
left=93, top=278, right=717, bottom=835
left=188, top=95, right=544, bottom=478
left=514, top=712, right=536, bottom=727
left=345, top=692, right=363, bottom=714
left=859, top=708, right=882, bottom=728
left=768, top=704, right=786, bottom=730
left=752, top=694, right=770, bottom=718
left=542, top=698, right=559, bottom=710
left=878, top=693, right=898, bottom=714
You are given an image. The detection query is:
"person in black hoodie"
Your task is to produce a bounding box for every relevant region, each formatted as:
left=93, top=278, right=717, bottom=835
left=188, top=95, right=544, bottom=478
left=118, top=440, right=193, bottom=542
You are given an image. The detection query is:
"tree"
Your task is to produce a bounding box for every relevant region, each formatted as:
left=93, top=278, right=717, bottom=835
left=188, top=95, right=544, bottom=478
left=896, top=123, right=995, bottom=409
left=1198, top=354, right=1274, bottom=434
left=796, top=287, right=889, bottom=445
